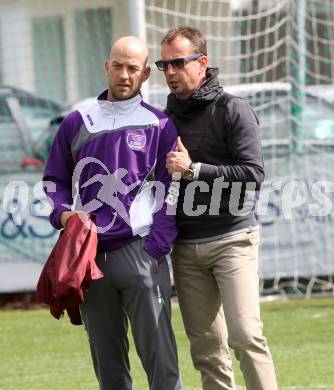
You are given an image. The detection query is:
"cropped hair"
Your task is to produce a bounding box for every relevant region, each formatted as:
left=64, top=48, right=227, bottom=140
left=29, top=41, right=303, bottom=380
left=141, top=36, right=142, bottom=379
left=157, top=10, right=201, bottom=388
left=161, top=26, right=207, bottom=56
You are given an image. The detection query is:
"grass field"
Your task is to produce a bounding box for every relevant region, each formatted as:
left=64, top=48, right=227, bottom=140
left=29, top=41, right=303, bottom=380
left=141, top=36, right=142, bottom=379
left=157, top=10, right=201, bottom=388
left=1, top=297, right=334, bottom=390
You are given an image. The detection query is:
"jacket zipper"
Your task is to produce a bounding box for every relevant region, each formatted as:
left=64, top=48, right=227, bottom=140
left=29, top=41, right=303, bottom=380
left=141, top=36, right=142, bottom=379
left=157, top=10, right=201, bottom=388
left=111, top=103, right=116, bottom=129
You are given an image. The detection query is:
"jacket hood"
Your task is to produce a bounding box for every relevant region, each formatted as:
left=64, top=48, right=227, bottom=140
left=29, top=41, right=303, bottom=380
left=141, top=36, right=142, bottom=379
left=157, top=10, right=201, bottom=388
left=166, top=67, right=222, bottom=117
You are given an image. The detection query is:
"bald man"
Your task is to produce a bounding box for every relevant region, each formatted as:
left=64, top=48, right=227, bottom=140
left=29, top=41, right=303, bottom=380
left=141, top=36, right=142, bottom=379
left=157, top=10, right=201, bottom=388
left=43, top=36, right=183, bottom=390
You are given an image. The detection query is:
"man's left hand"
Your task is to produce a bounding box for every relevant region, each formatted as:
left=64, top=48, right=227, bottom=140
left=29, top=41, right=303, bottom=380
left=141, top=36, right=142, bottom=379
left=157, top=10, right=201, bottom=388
left=166, top=137, right=192, bottom=175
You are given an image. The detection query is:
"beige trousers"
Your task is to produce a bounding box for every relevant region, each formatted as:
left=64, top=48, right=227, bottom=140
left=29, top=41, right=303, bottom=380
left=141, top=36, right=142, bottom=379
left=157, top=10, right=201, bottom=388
left=172, top=229, right=278, bottom=390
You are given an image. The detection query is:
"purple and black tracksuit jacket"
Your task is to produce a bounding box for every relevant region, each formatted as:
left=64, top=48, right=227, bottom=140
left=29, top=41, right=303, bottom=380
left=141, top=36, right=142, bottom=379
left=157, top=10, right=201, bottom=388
left=43, top=90, right=178, bottom=260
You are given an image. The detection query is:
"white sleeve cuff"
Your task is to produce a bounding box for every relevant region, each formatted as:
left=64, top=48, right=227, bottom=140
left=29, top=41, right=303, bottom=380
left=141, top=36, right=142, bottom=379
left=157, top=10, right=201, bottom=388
left=193, top=162, right=201, bottom=180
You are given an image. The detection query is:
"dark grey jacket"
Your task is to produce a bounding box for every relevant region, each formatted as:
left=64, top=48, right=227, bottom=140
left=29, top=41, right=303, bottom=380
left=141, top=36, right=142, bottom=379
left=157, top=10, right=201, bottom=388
left=166, top=68, right=264, bottom=240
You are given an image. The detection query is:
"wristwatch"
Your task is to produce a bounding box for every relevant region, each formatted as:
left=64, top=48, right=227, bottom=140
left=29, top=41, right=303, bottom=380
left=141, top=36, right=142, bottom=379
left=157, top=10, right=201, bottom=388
left=182, top=163, right=195, bottom=181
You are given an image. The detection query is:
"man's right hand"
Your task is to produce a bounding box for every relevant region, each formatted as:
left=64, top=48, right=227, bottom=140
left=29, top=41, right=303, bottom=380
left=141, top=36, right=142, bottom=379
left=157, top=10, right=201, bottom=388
left=60, top=211, right=77, bottom=228
left=166, top=137, right=192, bottom=175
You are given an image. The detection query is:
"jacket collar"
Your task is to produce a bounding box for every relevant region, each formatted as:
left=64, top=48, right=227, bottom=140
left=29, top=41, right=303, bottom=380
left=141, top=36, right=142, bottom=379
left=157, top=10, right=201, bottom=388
left=97, top=89, right=142, bottom=117
left=166, top=68, right=222, bottom=117
left=191, top=67, right=221, bottom=101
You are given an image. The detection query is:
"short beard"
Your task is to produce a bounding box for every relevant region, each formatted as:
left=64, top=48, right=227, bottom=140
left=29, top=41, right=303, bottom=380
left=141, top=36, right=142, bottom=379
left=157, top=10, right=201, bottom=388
left=109, top=85, right=141, bottom=101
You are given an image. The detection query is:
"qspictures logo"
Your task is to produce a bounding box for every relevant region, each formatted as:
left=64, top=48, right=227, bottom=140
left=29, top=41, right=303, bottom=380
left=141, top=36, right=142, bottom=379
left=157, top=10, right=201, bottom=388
left=1, top=158, right=334, bottom=232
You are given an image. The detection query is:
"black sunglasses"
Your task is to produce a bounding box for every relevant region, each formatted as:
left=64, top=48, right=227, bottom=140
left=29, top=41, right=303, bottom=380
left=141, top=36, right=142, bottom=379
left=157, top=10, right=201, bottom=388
left=155, top=54, right=204, bottom=71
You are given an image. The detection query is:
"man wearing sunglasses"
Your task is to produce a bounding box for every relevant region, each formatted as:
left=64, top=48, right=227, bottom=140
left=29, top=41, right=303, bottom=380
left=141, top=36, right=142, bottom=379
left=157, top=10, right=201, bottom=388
left=156, top=26, right=278, bottom=390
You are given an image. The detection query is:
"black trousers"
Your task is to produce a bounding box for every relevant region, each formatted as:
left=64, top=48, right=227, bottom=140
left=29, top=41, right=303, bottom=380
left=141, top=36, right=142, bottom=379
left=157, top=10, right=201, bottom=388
left=80, top=238, right=183, bottom=390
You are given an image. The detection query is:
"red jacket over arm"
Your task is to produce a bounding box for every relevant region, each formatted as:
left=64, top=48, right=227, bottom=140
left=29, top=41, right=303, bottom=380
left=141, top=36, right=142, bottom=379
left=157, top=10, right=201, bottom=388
left=36, top=214, right=103, bottom=325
